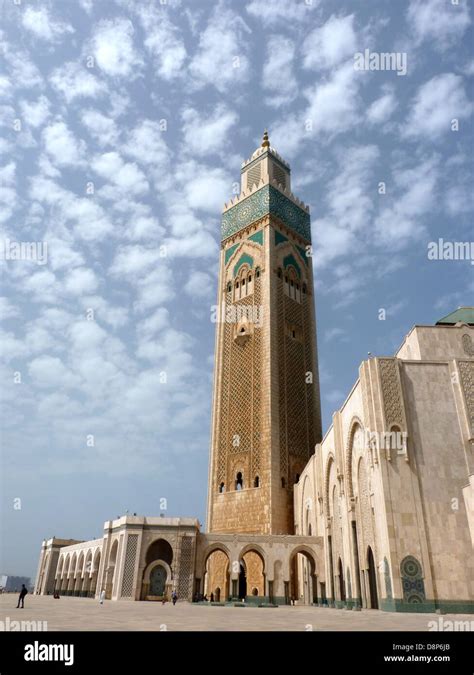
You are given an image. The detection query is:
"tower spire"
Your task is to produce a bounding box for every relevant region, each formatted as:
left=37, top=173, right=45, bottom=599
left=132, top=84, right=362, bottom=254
left=261, top=129, right=270, bottom=148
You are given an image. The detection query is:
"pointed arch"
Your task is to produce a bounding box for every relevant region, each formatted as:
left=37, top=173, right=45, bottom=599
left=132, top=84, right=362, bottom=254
left=345, top=416, right=365, bottom=502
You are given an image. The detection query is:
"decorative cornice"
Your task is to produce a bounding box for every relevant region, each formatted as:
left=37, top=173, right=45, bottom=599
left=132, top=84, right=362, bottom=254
left=223, top=179, right=308, bottom=215
left=222, top=184, right=311, bottom=243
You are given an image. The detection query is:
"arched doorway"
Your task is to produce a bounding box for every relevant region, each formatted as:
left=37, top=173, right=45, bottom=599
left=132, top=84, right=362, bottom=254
left=146, top=539, right=173, bottom=567
left=141, top=539, right=174, bottom=600
left=149, top=565, right=167, bottom=596
left=290, top=547, right=318, bottom=605
left=105, top=540, right=118, bottom=599
left=238, top=547, right=266, bottom=602
left=367, top=546, right=378, bottom=609
left=203, top=548, right=230, bottom=601
left=90, top=551, right=100, bottom=598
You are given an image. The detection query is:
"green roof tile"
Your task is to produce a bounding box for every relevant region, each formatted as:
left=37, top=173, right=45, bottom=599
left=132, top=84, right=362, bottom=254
left=436, top=307, right=474, bottom=325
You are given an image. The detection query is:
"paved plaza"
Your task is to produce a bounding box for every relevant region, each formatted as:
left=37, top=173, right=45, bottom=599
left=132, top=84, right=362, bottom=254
left=1, top=595, right=472, bottom=631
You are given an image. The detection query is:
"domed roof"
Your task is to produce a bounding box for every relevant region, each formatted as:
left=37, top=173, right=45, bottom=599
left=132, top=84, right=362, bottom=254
left=245, top=130, right=289, bottom=168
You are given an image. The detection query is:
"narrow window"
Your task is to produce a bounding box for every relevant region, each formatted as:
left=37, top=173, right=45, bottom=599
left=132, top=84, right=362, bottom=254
left=219, top=482, right=225, bottom=493
left=256, top=268, right=260, bottom=278
left=235, top=472, right=243, bottom=490
left=281, top=477, right=286, bottom=488
left=302, top=283, right=307, bottom=294
left=277, top=269, right=282, bottom=279
left=248, top=274, right=252, bottom=283
left=254, top=476, right=259, bottom=488
left=227, top=282, right=231, bottom=292
left=236, top=281, right=239, bottom=288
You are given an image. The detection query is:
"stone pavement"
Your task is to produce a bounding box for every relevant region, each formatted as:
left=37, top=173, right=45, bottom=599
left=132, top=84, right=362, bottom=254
left=1, top=595, right=473, bottom=631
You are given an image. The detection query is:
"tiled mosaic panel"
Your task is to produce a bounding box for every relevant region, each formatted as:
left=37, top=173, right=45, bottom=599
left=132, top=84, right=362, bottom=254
left=222, top=185, right=311, bottom=242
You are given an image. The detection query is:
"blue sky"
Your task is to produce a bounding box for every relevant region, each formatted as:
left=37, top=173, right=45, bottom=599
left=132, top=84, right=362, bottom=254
left=0, top=0, right=473, bottom=577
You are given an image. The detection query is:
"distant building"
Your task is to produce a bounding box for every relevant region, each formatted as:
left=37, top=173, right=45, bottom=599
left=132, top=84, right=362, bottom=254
left=1, top=575, right=31, bottom=592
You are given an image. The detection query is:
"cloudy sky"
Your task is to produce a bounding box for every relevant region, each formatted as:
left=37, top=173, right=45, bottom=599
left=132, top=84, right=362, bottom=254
left=1, top=0, right=473, bottom=577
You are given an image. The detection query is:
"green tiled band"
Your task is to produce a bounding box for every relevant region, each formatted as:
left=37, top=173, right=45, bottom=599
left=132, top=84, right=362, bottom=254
left=222, top=185, right=311, bottom=242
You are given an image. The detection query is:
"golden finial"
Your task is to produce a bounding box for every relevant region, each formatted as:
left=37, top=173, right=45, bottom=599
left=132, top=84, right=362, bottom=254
left=261, top=129, right=270, bottom=148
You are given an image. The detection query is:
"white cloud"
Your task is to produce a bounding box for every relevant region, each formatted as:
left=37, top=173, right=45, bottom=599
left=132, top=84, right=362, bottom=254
left=374, top=156, right=440, bottom=247
left=136, top=307, right=169, bottom=338
left=92, top=152, right=149, bottom=196
left=22, top=6, right=74, bottom=42
left=403, top=73, right=473, bottom=140
left=134, top=266, right=175, bottom=312
left=184, top=168, right=231, bottom=213
left=367, top=86, right=398, bottom=125
left=271, top=63, right=362, bottom=157
left=122, top=120, right=169, bottom=168
left=42, top=120, right=86, bottom=167
left=30, top=176, right=113, bottom=242
left=90, top=18, right=142, bottom=78
left=312, top=145, right=380, bottom=269
left=0, top=296, right=19, bottom=319
left=181, top=105, right=238, bottom=156
left=407, top=0, right=470, bottom=50
left=189, top=5, right=251, bottom=92
left=136, top=6, right=186, bottom=80
left=28, top=356, right=80, bottom=389
left=20, top=96, right=51, bottom=128
left=3, top=46, right=43, bottom=89
left=80, top=109, right=119, bottom=146
left=262, top=35, right=298, bottom=107
left=324, top=327, right=347, bottom=342
left=184, top=270, right=214, bottom=298
left=246, top=0, right=316, bottom=26
left=50, top=62, right=105, bottom=103
left=302, top=14, right=357, bottom=71
left=109, top=245, right=162, bottom=280
left=64, top=267, right=99, bottom=296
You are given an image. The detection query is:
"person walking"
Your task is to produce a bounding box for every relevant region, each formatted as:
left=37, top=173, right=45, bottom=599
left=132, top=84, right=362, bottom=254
left=16, top=584, right=28, bottom=609
left=99, top=589, right=106, bottom=605
left=171, top=590, right=178, bottom=606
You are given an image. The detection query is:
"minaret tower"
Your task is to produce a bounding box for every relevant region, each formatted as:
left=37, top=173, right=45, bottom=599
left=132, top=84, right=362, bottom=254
left=207, top=132, right=322, bottom=535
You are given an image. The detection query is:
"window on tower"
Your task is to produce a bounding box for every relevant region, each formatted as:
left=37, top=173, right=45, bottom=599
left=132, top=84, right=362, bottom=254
left=254, top=476, right=260, bottom=488
left=283, top=267, right=302, bottom=303
left=235, top=472, right=243, bottom=490
left=234, top=266, right=254, bottom=301
left=219, top=482, right=225, bottom=493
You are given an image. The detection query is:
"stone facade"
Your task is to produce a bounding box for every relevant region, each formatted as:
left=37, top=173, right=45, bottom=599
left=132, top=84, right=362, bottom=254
left=294, top=320, right=474, bottom=612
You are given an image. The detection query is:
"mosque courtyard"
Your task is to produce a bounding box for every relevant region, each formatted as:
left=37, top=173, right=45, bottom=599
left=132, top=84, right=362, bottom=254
left=1, top=594, right=471, bottom=632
